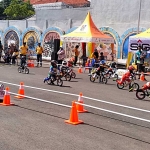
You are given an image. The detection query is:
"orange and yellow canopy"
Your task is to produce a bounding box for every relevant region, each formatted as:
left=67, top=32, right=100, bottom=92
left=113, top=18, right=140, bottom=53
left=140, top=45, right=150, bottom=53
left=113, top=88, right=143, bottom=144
left=61, top=12, right=114, bottom=44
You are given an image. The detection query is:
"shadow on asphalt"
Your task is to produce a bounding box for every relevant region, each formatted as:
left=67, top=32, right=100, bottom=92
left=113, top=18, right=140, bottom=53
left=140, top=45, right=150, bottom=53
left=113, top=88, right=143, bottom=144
left=61, top=85, right=72, bottom=88
left=68, top=80, right=78, bottom=83
left=134, top=98, right=150, bottom=102
left=15, top=105, right=67, bottom=120
left=87, top=111, right=150, bottom=129
left=44, top=84, right=71, bottom=88
left=74, top=78, right=83, bottom=80
left=28, top=73, right=36, bottom=75
left=83, top=122, right=150, bottom=144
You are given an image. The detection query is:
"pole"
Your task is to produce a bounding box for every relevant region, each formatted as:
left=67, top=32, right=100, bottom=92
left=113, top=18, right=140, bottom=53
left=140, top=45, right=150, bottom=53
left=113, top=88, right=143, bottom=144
left=137, top=0, right=142, bottom=34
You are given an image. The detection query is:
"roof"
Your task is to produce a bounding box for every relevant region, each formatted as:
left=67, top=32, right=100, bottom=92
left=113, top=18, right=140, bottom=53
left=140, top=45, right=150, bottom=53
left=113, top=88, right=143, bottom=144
left=61, top=12, right=114, bottom=43
left=30, top=0, right=89, bottom=6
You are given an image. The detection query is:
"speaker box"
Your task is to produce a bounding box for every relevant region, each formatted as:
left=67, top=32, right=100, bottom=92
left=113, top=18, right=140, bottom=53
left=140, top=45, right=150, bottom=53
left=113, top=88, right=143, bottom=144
left=54, top=39, right=60, bottom=53
left=51, top=52, right=58, bottom=61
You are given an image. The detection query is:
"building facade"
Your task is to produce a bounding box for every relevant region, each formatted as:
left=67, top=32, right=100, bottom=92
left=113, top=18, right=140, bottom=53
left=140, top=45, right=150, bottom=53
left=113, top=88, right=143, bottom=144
left=0, top=0, right=149, bottom=61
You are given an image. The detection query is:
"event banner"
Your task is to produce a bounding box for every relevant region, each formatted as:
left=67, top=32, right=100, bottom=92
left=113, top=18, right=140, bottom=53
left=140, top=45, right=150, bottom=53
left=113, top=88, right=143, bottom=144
left=128, top=38, right=150, bottom=53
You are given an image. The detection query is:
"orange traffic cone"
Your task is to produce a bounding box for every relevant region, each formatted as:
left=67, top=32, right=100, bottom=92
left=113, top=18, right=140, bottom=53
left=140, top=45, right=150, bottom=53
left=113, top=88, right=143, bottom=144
left=0, top=87, right=14, bottom=106
left=30, top=60, right=34, bottom=67
left=65, top=101, right=83, bottom=125
left=15, top=82, right=25, bottom=99
left=76, top=92, right=88, bottom=113
left=140, top=72, right=145, bottom=81
left=78, top=66, right=82, bottom=73
left=27, top=60, right=31, bottom=67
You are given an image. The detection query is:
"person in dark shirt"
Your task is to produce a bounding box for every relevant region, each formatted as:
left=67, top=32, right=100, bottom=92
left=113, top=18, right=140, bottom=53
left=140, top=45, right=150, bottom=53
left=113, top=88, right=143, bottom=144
left=91, top=49, right=99, bottom=68
left=99, top=52, right=105, bottom=61
left=93, top=49, right=99, bottom=59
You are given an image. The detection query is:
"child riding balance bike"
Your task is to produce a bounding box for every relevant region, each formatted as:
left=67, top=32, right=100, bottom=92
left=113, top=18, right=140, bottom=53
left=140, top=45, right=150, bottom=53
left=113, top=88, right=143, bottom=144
left=18, top=55, right=29, bottom=74
left=43, top=60, right=63, bottom=86
left=116, top=65, right=139, bottom=91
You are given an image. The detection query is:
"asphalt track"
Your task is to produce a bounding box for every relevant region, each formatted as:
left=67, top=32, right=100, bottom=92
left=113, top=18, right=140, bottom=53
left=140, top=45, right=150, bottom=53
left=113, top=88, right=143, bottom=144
left=0, top=63, right=150, bottom=150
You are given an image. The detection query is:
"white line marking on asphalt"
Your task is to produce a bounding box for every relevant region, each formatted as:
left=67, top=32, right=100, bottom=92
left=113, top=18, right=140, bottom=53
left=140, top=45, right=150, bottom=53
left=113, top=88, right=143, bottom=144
left=1, top=80, right=150, bottom=113
left=10, top=91, right=71, bottom=108
left=75, top=102, right=150, bottom=123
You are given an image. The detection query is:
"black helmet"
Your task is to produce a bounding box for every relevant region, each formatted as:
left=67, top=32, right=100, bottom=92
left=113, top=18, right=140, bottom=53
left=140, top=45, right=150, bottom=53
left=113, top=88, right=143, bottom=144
left=51, top=60, right=57, bottom=66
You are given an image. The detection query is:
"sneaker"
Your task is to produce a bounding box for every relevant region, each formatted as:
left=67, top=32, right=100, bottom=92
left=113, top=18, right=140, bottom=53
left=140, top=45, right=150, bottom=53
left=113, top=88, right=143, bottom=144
left=43, top=79, right=46, bottom=83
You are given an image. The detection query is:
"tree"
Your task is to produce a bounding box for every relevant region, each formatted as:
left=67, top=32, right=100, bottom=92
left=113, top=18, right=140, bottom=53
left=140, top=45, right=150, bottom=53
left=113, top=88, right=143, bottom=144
left=3, top=0, right=11, bottom=9
left=4, top=0, right=35, bottom=20
left=0, top=0, right=11, bottom=19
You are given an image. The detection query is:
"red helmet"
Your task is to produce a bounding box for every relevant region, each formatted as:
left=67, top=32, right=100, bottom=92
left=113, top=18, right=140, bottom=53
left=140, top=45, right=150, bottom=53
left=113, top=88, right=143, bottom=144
left=128, top=65, right=135, bottom=71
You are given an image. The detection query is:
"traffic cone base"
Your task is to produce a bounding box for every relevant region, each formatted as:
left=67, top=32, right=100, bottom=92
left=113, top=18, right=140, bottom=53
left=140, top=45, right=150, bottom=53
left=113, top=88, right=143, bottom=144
left=78, top=67, right=82, bottom=73
left=15, top=82, right=25, bottom=99
left=77, top=109, right=88, bottom=113
left=14, top=90, right=24, bottom=99
left=65, top=101, right=83, bottom=125
left=0, top=103, right=14, bottom=106
left=65, top=119, right=83, bottom=125
left=14, top=95, right=24, bottom=99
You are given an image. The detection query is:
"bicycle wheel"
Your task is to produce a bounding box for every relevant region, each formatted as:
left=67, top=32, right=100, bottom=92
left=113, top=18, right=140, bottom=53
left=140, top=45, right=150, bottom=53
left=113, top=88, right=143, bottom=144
left=136, top=90, right=146, bottom=100
left=117, top=83, right=124, bottom=89
left=46, top=79, right=52, bottom=85
left=131, top=83, right=139, bottom=91
left=25, top=68, right=29, bottom=74
left=57, top=79, right=63, bottom=86
left=18, top=67, right=22, bottom=73
left=71, top=72, right=76, bottom=78
left=105, top=73, right=111, bottom=79
left=90, top=75, right=95, bottom=82
left=65, top=74, right=71, bottom=81
left=102, top=77, right=108, bottom=84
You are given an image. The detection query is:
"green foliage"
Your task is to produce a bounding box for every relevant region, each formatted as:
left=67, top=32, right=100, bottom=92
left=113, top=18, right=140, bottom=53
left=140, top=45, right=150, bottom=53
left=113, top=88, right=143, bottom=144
left=3, top=0, right=11, bottom=9
left=4, top=0, right=35, bottom=20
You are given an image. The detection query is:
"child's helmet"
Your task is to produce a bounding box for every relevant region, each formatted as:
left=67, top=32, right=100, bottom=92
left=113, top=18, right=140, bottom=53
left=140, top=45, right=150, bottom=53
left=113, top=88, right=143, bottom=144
left=51, top=60, right=57, bottom=66
left=62, top=60, right=67, bottom=65
left=128, top=65, right=135, bottom=71
left=146, top=82, right=150, bottom=87
left=100, top=60, right=105, bottom=65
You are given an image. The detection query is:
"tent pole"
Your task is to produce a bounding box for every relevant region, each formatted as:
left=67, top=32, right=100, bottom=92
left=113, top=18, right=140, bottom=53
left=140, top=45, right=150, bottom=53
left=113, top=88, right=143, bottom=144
left=137, top=0, right=142, bottom=34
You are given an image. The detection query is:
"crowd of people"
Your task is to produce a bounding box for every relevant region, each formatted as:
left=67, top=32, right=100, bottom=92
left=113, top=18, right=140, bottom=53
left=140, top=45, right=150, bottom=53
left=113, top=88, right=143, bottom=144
left=0, top=41, right=44, bottom=67
left=0, top=41, right=148, bottom=78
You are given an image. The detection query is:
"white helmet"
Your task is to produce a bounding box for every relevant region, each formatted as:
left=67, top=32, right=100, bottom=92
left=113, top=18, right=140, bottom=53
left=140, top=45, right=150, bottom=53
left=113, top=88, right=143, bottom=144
left=146, top=82, right=150, bottom=87
left=62, top=60, right=67, bottom=65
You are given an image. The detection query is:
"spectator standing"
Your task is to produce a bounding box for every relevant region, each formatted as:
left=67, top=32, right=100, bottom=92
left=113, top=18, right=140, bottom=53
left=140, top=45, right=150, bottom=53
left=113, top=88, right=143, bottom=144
left=91, top=48, right=99, bottom=68
left=9, top=43, right=16, bottom=56
left=135, top=46, right=146, bottom=79
left=36, top=43, right=43, bottom=67
left=99, top=52, right=105, bottom=61
left=73, top=45, right=80, bottom=66
left=11, top=48, right=19, bottom=65
left=0, top=41, right=3, bottom=62
left=4, top=49, right=11, bottom=64
left=91, top=48, right=99, bottom=60
left=20, top=42, right=28, bottom=58
left=19, top=42, right=28, bottom=67
left=57, top=47, right=65, bottom=68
